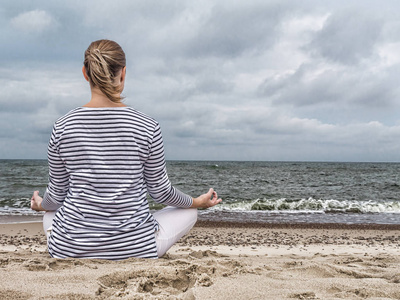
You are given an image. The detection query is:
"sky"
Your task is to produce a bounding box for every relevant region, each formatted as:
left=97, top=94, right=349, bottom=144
left=1, top=0, right=400, bottom=162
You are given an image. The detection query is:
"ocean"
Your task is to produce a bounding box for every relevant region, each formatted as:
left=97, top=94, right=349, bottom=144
left=0, top=159, right=399, bottom=225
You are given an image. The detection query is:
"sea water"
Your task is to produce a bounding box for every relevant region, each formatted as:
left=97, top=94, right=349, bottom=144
left=1, top=160, right=399, bottom=224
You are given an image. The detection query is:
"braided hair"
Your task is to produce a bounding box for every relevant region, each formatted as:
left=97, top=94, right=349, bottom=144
left=84, top=40, right=126, bottom=103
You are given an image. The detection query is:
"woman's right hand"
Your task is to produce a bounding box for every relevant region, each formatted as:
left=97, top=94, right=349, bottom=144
left=31, top=191, right=46, bottom=211
left=190, top=188, right=222, bottom=208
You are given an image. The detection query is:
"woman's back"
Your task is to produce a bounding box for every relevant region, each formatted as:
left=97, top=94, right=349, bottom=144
left=45, top=107, right=191, bottom=259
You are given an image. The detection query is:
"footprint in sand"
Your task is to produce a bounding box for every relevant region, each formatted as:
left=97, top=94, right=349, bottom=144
left=96, top=251, right=254, bottom=299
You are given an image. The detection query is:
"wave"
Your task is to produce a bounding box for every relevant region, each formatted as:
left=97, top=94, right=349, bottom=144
left=209, top=198, right=400, bottom=214
left=1, top=196, right=399, bottom=215
left=0, top=197, right=30, bottom=208
left=0, top=207, right=42, bottom=216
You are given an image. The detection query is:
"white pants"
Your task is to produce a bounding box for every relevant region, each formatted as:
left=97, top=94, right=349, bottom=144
left=43, top=206, right=197, bottom=258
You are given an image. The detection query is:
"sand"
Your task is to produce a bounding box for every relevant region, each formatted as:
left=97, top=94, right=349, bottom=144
left=0, top=221, right=399, bottom=300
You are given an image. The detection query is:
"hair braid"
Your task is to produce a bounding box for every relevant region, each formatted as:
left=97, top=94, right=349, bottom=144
left=84, top=40, right=126, bottom=103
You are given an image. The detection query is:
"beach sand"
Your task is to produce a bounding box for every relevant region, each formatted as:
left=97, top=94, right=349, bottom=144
left=0, top=221, right=399, bottom=299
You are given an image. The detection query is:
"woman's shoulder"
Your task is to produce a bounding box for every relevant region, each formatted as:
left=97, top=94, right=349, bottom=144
left=126, top=107, right=159, bottom=127
left=53, top=107, right=85, bottom=127
left=53, top=106, right=159, bottom=128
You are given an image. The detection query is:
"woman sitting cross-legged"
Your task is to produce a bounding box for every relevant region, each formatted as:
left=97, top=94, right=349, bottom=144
left=31, top=39, right=222, bottom=260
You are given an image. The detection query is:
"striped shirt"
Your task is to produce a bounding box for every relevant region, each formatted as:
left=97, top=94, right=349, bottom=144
left=41, top=107, right=193, bottom=260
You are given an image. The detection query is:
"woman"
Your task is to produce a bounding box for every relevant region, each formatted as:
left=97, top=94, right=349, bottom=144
left=30, top=39, right=222, bottom=260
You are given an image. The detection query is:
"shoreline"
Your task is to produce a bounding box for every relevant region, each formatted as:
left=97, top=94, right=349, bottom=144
left=2, top=214, right=400, bottom=230
left=0, top=214, right=44, bottom=224
left=195, top=220, right=400, bottom=230
left=3, top=219, right=399, bottom=230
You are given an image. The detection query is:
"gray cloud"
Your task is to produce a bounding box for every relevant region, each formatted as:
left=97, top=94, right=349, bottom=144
left=181, top=2, right=286, bottom=58
left=260, top=62, right=398, bottom=105
left=11, top=9, right=58, bottom=33
left=258, top=60, right=400, bottom=126
left=307, top=9, right=383, bottom=65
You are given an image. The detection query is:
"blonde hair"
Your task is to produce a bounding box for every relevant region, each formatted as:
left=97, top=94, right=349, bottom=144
left=84, top=39, right=126, bottom=103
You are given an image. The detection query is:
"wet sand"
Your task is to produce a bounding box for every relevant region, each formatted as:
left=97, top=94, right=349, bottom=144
left=0, top=221, right=399, bottom=299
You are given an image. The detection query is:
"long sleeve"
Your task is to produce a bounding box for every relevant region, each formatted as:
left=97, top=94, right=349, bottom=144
left=143, top=124, right=193, bottom=207
left=41, top=125, right=69, bottom=211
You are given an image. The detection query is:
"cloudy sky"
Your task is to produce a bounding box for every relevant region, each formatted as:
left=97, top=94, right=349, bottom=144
left=1, top=0, right=400, bottom=162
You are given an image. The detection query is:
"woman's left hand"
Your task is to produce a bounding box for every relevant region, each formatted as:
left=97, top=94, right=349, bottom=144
left=31, top=191, right=45, bottom=211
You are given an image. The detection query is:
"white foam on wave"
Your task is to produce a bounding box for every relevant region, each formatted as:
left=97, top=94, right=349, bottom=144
left=0, top=207, right=43, bottom=216
left=209, top=199, right=259, bottom=211
left=209, top=197, right=400, bottom=214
